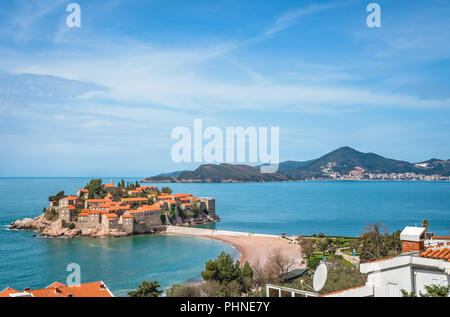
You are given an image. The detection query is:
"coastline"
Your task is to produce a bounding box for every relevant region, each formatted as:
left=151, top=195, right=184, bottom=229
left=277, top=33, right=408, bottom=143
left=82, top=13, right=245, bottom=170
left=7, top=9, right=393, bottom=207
left=163, top=226, right=305, bottom=268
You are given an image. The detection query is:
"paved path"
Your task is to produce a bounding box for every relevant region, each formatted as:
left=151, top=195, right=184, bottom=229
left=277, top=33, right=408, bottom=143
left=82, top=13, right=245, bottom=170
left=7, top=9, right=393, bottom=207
left=165, top=225, right=278, bottom=238
left=336, top=247, right=360, bottom=267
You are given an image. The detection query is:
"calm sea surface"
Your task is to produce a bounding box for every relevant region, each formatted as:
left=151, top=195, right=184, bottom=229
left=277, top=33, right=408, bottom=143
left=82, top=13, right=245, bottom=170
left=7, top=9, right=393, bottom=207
left=1, top=178, right=449, bottom=296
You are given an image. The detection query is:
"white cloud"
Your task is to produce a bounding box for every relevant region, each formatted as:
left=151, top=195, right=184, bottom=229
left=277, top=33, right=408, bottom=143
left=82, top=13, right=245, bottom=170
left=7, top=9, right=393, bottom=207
left=265, top=1, right=352, bottom=36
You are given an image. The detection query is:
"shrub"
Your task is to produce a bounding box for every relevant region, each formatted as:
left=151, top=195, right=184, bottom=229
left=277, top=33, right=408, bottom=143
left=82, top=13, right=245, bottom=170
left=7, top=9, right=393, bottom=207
left=161, top=186, right=172, bottom=194
left=166, top=284, right=201, bottom=297
left=128, top=280, right=163, bottom=297
left=44, top=208, right=58, bottom=221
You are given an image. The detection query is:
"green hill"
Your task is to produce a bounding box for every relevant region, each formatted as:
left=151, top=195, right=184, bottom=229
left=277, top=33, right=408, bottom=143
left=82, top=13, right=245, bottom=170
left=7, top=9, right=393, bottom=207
left=142, top=147, right=450, bottom=182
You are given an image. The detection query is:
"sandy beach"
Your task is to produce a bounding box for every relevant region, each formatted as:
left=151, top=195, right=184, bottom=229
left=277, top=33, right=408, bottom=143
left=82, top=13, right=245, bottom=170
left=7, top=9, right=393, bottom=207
left=165, top=226, right=305, bottom=269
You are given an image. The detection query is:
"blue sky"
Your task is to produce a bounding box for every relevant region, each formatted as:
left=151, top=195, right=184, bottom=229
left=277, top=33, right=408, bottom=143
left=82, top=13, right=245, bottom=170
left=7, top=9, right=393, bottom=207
left=0, top=0, right=449, bottom=176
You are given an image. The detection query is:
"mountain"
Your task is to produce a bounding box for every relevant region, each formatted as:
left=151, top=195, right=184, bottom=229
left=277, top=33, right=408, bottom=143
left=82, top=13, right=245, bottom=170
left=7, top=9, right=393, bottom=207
left=174, top=164, right=287, bottom=182
left=142, top=147, right=450, bottom=183
left=414, top=158, right=450, bottom=176
left=301, top=146, right=414, bottom=173
left=157, top=170, right=188, bottom=177
left=276, top=160, right=317, bottom=171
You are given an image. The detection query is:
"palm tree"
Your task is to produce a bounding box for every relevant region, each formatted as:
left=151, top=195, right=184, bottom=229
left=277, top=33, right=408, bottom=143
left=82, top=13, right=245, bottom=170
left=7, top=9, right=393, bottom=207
left=421, top=219, right=429, bottom=230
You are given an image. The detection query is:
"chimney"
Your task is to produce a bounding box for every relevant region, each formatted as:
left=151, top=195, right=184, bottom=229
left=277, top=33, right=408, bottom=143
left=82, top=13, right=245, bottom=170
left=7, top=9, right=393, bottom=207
left=400, top=226, right=426, bottom=253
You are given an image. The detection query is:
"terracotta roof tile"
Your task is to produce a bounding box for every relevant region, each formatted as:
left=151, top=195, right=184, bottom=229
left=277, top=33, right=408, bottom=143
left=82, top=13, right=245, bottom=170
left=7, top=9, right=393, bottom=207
left=0, top=287, right=19, bottom=297
left=1, top=281, right=113, bottom=297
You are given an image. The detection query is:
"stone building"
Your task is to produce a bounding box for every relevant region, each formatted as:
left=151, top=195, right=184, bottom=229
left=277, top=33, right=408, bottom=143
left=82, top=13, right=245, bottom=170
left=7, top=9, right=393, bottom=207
left=59, top=205, right=77, bottom=223
left=121, top=215, right=134, bottom=233
left=200, top=198, right=216, bottom=217
left=59, top=196, right=78, bottom=208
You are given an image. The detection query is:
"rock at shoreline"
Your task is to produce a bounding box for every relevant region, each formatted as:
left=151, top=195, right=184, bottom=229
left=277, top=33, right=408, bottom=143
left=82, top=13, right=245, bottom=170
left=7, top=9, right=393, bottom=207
left=10, top=213, right=217, bottom=239
left=9, top=214, right=51, bottom=231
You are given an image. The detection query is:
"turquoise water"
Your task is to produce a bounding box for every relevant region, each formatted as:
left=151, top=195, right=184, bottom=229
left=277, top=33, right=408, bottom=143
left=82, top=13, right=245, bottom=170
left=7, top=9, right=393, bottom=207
left=1, top=178, right=449, bottom=296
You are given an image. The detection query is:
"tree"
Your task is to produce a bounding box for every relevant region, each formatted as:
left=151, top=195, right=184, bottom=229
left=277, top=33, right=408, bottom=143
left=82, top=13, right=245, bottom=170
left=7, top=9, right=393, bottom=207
left=299, top=238, right=315, bottom=258
left=268, top=249, right=295, bottom=278
left=359, top=224, right=401, bottom=262
left=44, top=208, right=58, bottom=221
left=128, top=280, right=163, bottom=297
left=48, top=191, right=65, bottom=202
left=85, top=179, right=105, bottom=199
left=201, top=252, right=242, bottom=285
left=252, top=249, right=296, bottom=287
left=162, top=186, right=172, bottom=194
left=242, top=261, right=253, bottom=279
left=221, top=280, right=242, bottom=297
left=318, top=237, right=332, bottom=254
left=199, top=280, right=221, bottom=297
left=421, top=219, right=429, bottom=230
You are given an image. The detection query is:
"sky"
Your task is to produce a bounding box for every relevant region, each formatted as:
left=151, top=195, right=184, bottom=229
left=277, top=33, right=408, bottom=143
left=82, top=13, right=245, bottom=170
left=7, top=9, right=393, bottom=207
left=0, top=0, right=449, bottom=176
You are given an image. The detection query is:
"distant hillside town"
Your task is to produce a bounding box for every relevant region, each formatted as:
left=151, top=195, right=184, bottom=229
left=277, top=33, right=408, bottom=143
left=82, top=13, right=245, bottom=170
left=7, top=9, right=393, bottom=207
left=320, top=163, right=450, bottom=181
left=10, top=179, right=218, bottom=238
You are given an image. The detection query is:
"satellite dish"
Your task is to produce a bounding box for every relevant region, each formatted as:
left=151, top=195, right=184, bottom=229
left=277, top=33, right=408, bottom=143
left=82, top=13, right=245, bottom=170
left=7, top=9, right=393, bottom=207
left=313, top=263, right=328, bottom=292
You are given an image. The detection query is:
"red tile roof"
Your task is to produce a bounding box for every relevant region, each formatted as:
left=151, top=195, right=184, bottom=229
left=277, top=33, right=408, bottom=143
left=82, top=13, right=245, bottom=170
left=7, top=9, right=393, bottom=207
left=121, top=198, right=148, bottom=202
left=86, top=199, right=112, bottom=203
left=0, top=281, right=113, bottom=297
left=0, top=287, right=19, bottom=297
left=419, top=246, right=450, bottom=261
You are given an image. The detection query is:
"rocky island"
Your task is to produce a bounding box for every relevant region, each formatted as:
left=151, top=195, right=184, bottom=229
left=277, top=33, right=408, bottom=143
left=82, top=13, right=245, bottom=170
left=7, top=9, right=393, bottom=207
left=10, top=179, right=218, bottom=238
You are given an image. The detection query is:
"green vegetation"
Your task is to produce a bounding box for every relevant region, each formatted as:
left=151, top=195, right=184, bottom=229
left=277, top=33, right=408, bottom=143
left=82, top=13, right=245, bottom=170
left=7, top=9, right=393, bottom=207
left=178, top=208, right=187, bottom=220
left=166, top=252, right=253, bottom=297
left=168, top=208, right=176, bottom=223
left=298, top=235, right=354, bottom=270
left=161, top=186, right=172, bottom=194
left=176, top=163, right=288, bottom=182
left=43, top=207, right=58, bottom=221
left=402, top=285, right=450, bottom=297
left=164, top=248, right=363, bottom=297
left=167, top=280, right=222, bottom=297
left=287, top=257, right=365, bottom=295
left=160, top=214, right=166, bottom=224
left=357, top=224, right=401, bottom=262
left=84, top=179, right=106, bottom=199
left=128, top=280, right=163, bottom=297
left=190, top=206, right=201, bottom=217
left=48, top=191, right=65, bottom=202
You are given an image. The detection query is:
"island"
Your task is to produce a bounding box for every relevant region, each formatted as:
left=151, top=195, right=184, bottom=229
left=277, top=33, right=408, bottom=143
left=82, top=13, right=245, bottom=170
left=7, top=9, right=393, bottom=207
left=10, top=179, right=218, bottom=238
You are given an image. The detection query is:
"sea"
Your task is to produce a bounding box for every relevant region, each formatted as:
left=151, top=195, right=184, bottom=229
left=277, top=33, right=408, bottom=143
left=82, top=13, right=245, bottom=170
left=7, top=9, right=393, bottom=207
left=0, top=177, right=449, bottom=296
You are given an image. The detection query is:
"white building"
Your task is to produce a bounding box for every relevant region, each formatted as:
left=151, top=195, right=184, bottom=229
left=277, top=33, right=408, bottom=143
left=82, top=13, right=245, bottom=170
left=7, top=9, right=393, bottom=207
left=323, top=227, right=450, bottom=297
